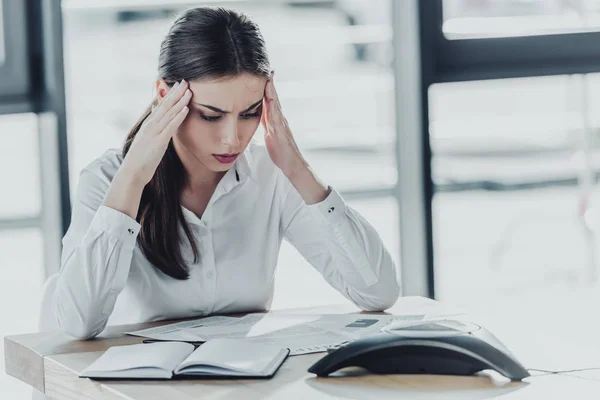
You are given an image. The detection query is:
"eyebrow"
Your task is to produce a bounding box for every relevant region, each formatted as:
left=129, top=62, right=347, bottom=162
left=194, top=98, right=264, bottom=114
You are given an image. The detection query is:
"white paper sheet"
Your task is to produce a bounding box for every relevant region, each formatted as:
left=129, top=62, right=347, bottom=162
left=247, top=324, right=356, bottom=355
left=126, top=313, right=427, bottom=356
left=126, top=315, right=238, bottom=342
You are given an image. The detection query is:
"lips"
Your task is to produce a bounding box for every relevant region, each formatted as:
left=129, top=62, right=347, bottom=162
left=212, top=153, right=239, bottom=164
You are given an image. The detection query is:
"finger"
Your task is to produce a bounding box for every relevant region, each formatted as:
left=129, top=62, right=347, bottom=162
left=155, top=80, right=187, bottom=119
left=272, top=91, right=283, bottom=116
left=266, top=112, right=276, bottom=135
left=263, top=96, right=273, bottom=127
left=261, top=100, right=268, bottom=131
left=156, top=80, right=180, bottom=109
left=272, top=98, right=283, bottom=121
left=152, top=80, right=188, bottom=122
left=263, top=78, right=281, bottom=127
left=267, top=73, right=282, bottom=107
left=265, top=79, right=284, bottom=122
left=265, top=78, right=275, bottom=102
left=158, top=88, right=192, bottom=130
left=265, top=96, right=282, bottom=128
left=160, top=105, right=189, bottom=141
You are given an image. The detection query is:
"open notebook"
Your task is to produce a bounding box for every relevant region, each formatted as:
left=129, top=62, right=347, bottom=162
left=80, top=339, right=289, bottom=379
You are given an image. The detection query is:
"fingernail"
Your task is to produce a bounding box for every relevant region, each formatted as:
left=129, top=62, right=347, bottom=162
left=181, top=79, right=186, bottom=86
left=185, top=89, right=191, bottom=96
left=173, top=81, right=179, bottom=88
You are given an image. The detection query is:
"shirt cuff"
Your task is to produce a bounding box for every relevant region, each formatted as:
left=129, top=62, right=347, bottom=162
left=89, top=205, right=141, bottom=249
left=307, top=187, right=347, bottom=225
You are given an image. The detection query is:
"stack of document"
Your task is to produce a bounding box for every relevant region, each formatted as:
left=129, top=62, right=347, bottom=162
left=127, top=313, right=425, bottom=355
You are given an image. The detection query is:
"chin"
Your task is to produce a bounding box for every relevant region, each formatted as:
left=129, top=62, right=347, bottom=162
left=214, top=164, right=233, bottom=173
left=209, top=159, right=235, bottom=172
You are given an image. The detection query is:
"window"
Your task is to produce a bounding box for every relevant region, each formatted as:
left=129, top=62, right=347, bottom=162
left=0, top=112, right=43, bottom=399
left=443, top=0, right=600, bottom=39
left=0, top=0, right=28, bottom=98
left=0, top=1, right=5, bottom=65
left=430, top=72, right=600, bottom=308
left=0, top=113, right=41, bottom=219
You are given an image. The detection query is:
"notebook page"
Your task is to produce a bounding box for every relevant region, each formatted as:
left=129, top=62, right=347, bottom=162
left=81, top=342, right=194, bottom=377
left=174, top=338, right=286, bottom=375
left=174, top=350, right=288, bottom=377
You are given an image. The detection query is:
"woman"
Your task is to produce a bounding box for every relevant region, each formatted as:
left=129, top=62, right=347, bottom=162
left=54, top=7, right=400, bottom=339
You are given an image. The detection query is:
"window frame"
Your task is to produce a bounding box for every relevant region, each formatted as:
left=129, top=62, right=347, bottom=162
left=0, top=0, right=30, bottom=104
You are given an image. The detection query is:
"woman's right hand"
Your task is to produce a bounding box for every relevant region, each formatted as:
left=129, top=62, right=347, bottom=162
left=103, top=80, right=191, bottom=219
left=121, top=79, right=191, bottom=186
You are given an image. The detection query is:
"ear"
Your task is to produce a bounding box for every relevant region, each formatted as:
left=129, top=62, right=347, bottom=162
left=155, top=79, right=172, bottom=100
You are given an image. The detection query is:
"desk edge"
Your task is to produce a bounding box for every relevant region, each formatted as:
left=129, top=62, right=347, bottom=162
left=4, top=335, right=45, bottom=392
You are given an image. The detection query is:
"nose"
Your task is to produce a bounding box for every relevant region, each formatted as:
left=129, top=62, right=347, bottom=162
left=220, top=120, right=241, bottom=148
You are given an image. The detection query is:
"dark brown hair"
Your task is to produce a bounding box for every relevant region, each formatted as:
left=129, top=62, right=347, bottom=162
left=123, top=7, right=270, bottom=279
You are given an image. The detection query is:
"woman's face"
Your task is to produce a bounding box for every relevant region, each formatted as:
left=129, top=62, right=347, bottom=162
left=157, top=72, right=267, bottom=175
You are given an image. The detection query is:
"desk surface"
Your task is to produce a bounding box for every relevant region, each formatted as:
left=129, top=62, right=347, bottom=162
left=5, top=297, right=600, bottom=399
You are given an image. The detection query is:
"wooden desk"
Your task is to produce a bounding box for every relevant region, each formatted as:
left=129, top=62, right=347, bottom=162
left=5, top=297, right=600, bottom=399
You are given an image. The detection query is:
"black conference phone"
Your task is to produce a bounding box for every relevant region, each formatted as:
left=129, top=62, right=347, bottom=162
left=308, top=320, right=530, bottom=381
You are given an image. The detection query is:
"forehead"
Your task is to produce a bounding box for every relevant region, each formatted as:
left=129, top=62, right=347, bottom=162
left=188, top=73, right=267, bottom=110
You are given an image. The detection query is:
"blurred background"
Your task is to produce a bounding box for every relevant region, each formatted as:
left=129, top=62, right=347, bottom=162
left=4, top=0, right=600, bottom=397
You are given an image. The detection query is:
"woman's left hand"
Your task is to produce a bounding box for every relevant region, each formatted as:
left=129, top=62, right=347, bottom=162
left=262, top=72, right=307, bottom=178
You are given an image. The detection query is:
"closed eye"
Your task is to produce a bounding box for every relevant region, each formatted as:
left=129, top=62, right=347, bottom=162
left=240, top=111, right=261, bottom=120
left=199, top=105, right=262, bottom=123
left=200, top=114, right=222, bottom=122
left=241, top=105, right=262, bottom=120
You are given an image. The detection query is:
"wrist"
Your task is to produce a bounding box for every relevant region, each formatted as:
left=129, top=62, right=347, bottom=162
left=104, top=165, right=146, bottom=220
left=286, top=164, right=329, bottom=205
left=282, top=157, right=309, bottom=182
left=117, top=162, right=149, bottom=191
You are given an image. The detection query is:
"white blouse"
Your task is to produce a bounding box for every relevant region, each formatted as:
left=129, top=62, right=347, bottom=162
left=53, top=141, right=400, bottom=339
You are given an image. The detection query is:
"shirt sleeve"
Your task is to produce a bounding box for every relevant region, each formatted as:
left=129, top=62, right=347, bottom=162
left=53, top=166, right=140, bottom=339
left=280, top=176, right=400, bottom=311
